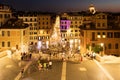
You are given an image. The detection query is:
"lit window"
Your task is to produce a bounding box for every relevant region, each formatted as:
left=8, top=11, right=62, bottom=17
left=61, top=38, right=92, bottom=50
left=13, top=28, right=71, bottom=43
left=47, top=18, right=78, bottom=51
left=97, top=35, right=101, bottom=38
left=102, top=35, right=106, bottom=38
left=102, top=32, right=106, bottom=38
left=97, top=32, right=101, bottom=38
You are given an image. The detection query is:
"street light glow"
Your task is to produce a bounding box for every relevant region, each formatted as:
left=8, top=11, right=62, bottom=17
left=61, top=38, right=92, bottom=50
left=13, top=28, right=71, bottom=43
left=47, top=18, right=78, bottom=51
left=97, top=35, right=101, bottom=38
left=102, top=35, right=106, bottom=38
left=100, top=43, right=104, bottom=47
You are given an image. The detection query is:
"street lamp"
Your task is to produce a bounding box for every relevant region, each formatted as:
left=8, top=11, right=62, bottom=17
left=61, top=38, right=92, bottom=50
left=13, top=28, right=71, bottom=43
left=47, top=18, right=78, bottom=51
left=100, top=43, right=104, bottom=56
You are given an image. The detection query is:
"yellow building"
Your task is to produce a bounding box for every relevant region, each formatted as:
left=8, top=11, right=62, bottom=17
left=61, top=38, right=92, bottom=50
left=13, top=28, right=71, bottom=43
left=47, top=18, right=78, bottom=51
left=37, top=14, right=52, bottom=48
left=61, top=12, right=83, bottom=53
left=18, top=12, right=53, bottom=49
left=80, top=12, right=120, bottom=56
left=18, top=12, right=38, bottom=45
left=0, top=18, right=29, bottom=52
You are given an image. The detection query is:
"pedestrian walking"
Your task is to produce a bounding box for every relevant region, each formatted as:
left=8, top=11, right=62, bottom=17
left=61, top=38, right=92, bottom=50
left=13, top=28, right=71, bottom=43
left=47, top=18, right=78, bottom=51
left=48, top=61, right=52, bottom=69
left=43, top=63, right=47, bottom=70
left=38, top=63, right=42, bottom=71
left=21, top=68, right=24, bottom=78
left=29, top=53, right=32, bottom=59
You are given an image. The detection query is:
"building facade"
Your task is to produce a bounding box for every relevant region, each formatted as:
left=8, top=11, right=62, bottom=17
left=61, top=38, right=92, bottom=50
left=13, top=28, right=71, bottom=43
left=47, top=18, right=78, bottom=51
left=0, top=4, right=13, bottom=27
left=0, top=18, right=29, bottom=52
left=80, top=12, right=120, bottom=56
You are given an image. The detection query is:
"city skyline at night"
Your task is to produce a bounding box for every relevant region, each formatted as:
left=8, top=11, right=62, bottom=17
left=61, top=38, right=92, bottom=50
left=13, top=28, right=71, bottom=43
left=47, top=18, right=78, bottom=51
left=0, top=0, right=120, bottom=12
left=1, top=2, right=120, bottom=80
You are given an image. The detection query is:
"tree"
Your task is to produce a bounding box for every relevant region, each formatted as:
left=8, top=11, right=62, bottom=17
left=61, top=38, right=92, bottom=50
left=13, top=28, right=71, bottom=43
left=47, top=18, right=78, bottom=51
left=92, top=45, right=103, bottom=53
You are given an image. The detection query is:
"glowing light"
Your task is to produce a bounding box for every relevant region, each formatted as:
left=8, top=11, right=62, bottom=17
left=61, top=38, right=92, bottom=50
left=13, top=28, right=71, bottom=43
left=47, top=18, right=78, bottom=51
left=103, top=35, right=106, bottom=38
left=67, top=29, right=71, bottom=33
left=70, top=39, right=73, bottom=48
left=89, top=4, right=96, bottom=14
left=46, top=41, right=49, bottom=48
left=37, top=41, right=42, bottom=50
left=60, top=20, right=71, bottom=30
left=97, top=35, right=101, bottom=38
left=100, top=43, right=104, bottom=47
left=78, top=46, right=80, bottom=50
left=21, top=45, right=25, bottom=53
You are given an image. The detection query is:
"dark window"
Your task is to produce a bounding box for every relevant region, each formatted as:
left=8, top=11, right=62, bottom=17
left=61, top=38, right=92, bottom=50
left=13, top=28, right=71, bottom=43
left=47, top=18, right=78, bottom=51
left=97, top=32, right=100, bottom=35
left=107, top=32, right=113, bottom=38
left=70, top=25, right=73, bottom=28
left=75, top=30, right=78, bottom=32
left=30, top=18, right=32, bottom=21
left=25, top=18, right=27, bottom=22
left=108, top=43, right=111, bottom=49
left=23, top=31, right=25, bottom=36
left=97, top=23, right=100, bottom=27
left=0, top=14, right=3, bottom=18
left=34, top=32, right=37, bottom=34
left=8, top=42, right=10, bottom=47
left=2, top=42, right=5, bottom=47
left=115, top=43, right=118, bottom=49
left=4, top=14, right=7, bottom=18
left=92, top=32, right=95, bottom=40
left=34, top=19, right=36, bottom=21
left=2, top=31, right=4, bottom=36
left=7, top=31, right=10, bottom=36
left=102, top=32, right=105, bottom=35
left=114, top=32, right=120, bottom=38
left=102, top=15, right=105, bottom=19
left=102, top=23, right=105, bottom=27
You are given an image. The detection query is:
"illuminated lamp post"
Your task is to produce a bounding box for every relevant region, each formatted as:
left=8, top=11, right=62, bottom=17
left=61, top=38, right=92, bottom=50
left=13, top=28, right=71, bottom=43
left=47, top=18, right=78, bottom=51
left=100, top=43, right=104, bottom=56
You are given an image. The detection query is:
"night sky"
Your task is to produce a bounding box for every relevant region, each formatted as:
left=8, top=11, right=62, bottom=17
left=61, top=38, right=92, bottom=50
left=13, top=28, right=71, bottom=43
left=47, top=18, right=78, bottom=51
left=0, top=0, right=120, bottom=12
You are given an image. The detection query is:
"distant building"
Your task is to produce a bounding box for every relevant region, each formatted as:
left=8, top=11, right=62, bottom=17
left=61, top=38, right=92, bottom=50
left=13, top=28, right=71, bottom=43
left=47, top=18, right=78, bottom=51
left=37, top=14, right=52, bottom=47
left=0, top=18, right=29, bottom=52
left=18, top=11, right=54, bottom=50
left=0, top=4, right=13, bottom=27
left=1, top=4, right=120, bottom=56
left=60, top=12, right=82, bottom=53
left=18, top=12, right=38, bottom=45
left=80, top=12, right=120, bottom=56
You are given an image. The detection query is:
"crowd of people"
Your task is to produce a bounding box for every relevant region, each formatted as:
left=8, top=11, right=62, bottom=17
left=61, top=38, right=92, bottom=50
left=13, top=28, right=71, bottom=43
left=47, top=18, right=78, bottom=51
left=21, top=52, right=32, bottom=60
left=37, top=59, right=53, bottom=71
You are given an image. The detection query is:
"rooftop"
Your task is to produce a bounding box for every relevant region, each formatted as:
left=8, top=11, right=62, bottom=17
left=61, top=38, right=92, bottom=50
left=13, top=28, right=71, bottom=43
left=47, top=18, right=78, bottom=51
left=0, top=18, right=29, bottom=29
